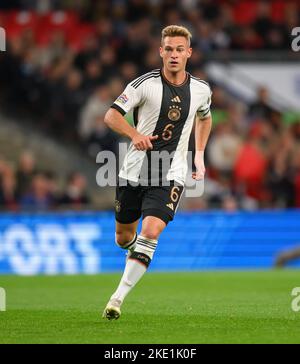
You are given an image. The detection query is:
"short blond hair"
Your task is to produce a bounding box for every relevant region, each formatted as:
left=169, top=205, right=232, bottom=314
left=161, top=25, right=192, bottom=46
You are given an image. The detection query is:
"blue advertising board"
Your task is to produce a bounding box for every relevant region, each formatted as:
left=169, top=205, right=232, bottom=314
left=0, top=211, right=299, bottom=274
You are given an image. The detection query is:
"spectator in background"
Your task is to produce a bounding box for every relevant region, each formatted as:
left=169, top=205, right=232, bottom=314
left=209, top=86, right=230, bottom=109
left=142, top=48, right=161, bottom=73
left=16, top=151, right=37, bottom=197
left=267, top=151, right=295, bottom=208
left=194, top=21, right=213, bottom=52
left=117, top=21, right=149, bottom=64
left=82, top=58, right=104, bottom=94
left=79, top=85, right=119, bottom=158
left=74, top=35, right=99, bottom=71
left=233, top=129, right=268, bottom=202
left=187, top=49, right=205, bottom=74
left=12, top=46, right=41, bottom=113
left=207, top=121, right=242, bottom=179
left=119, top=62, right=138, bottom=85
left=107, top=77, right=125, bottom=100
left=20, top=172, right=54, bottom=211
left=0, top=173, right=19, bottom=211
left=100, top=45, right=118, bottom=81
left=94, top=18, right=117, bottom=48
left=221, top=194, right=239, bottom=212
left=248, top=87, right=275, bottom=120
left=0, top=153, right=92, bottom=211
left=59, top=172, right=90, bottom=209
left=0, top=160, right=19, bottom=211
left=43, top=55, right=74, bottom=134
left=253, top=1, right=274, bottom=46
left=231, top=26, right=263, bottom=50
left=44, top=171, right=60, bottom=208
left=267, top=129, right=296, bottom=208
left=36, top=30, right=69, bottom=69
left=58, top=68, right=87, bottom=141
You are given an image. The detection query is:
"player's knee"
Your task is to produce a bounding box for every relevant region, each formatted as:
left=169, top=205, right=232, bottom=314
left=115, top=231, right=135, bottom=248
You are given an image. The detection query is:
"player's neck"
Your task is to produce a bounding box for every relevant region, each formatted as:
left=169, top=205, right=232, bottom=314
left=162, top=68, right=187, bottom=86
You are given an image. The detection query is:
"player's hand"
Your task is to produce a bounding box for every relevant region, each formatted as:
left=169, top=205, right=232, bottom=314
left=132, top=132, right=159, bottom=151
left=192, top=150, right=206, bottom=180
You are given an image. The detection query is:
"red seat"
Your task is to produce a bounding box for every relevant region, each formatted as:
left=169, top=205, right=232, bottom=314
left=271, top=0, right=286, bottom=23
left=67, top=23, right=96, bottom=51
left=39, top=11, right=78, bottom=31
left=4, top=10, right=39, bottom=38
left=37, top=11, right=79, bottom=46
left=233, top=0, right=258, bottom=25
left=5, top=10, right=38, bottom=26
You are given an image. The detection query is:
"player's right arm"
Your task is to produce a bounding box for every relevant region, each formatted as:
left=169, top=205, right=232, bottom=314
left=104, top=80, right=158, bottom=151
left=104, top=108, right=158, bottom=151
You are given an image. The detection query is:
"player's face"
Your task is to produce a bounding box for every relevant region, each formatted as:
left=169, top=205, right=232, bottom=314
left=160, top=36, right=192, bottom=73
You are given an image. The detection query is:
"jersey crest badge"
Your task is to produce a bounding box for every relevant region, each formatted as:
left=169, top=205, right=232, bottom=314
left=168, top=105, right=181, bottom=121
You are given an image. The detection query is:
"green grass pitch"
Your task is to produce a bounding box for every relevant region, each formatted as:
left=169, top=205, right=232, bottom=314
left=0, top=271, right=300, bottom=344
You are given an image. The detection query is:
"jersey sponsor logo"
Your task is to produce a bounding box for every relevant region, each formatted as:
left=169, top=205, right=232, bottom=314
left=168, top=105, right=181, bottom=121
left=171, top=96, right=181, bottom=103
left=166, top=202, right=174, bottom=211
left=116, top=93, right=129, bottom=105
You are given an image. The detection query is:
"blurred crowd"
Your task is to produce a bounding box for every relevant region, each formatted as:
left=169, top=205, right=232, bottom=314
left=0, top=151, right=90, bottom=211
left=1, top=0, right=298, bottom=51
left=0, top=0, right=300, bottom=211
left=192, top=86, right=300, bottom=211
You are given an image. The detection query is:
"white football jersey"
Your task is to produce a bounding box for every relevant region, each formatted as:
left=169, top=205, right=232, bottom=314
left=112, top=69, right=212, bottom=186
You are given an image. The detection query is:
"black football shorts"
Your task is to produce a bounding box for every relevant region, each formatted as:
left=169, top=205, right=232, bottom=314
left=115, top=180, right=184, bottom=225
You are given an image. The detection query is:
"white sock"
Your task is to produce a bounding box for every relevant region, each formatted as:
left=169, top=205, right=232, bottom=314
left=111, top=235, right=158, bottom=303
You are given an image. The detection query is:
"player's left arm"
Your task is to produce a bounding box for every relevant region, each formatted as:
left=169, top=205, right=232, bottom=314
left=193, top=87, right=213, bottom=180
left=192, top=114, right=212, bottom=180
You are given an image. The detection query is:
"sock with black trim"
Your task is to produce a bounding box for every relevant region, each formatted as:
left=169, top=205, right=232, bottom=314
left=111, top=235, right=158, bottom=302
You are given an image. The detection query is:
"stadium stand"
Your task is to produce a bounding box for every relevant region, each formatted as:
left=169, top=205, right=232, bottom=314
left=0, top=0, right=299, bottom=211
